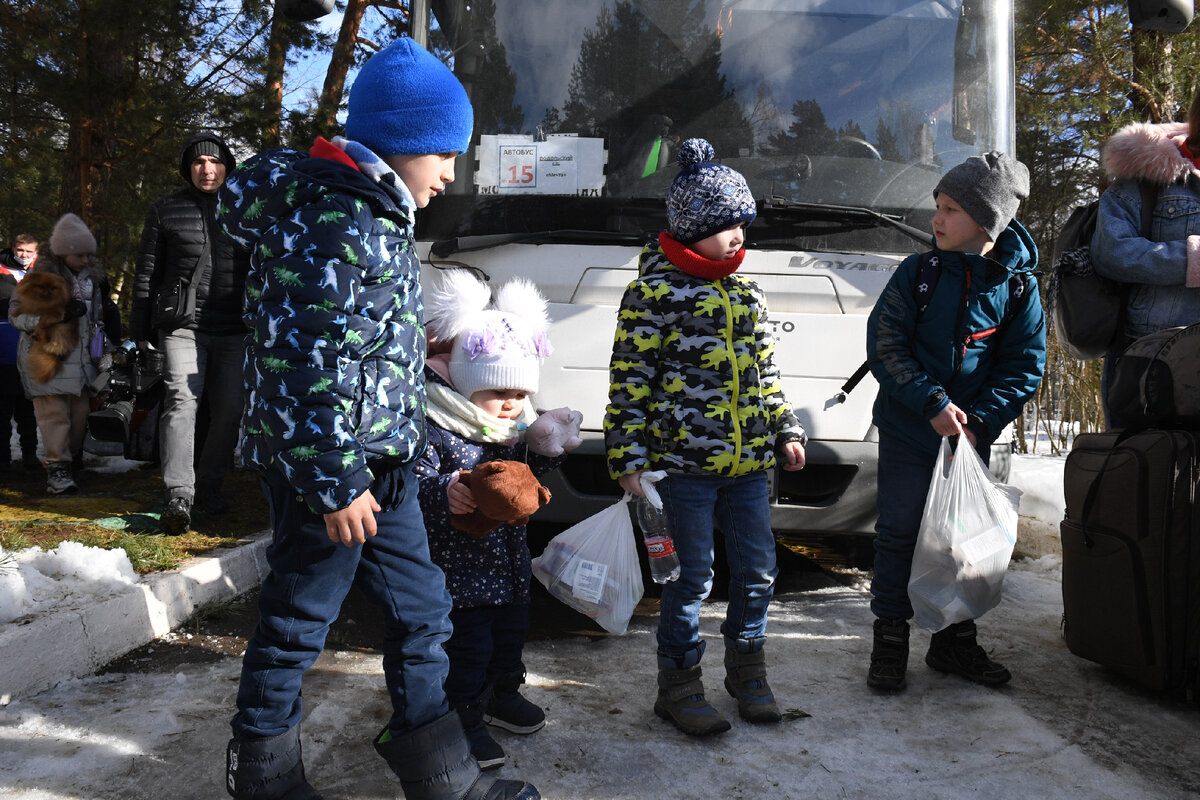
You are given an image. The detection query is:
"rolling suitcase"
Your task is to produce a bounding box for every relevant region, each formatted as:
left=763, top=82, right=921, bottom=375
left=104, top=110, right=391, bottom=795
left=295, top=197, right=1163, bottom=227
left=1060, top=429, right=1200, bottom=696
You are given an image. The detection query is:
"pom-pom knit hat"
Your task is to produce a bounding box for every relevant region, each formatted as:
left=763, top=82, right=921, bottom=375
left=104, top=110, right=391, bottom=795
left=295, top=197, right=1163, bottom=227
left=345, top=37, right=474, bottom=157
left=49, top=213, right=97, bottom=256
left=933, top=151, right=1030, bottom=241
left=426, top=269, right=552, bottom=400
left=667, top=138, right=757, bottom=245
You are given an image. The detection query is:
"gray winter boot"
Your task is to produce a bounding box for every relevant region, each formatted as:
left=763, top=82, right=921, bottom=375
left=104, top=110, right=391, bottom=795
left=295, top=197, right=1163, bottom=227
left=45, top=462, right=77, bottom=495
left=723, top=644, right=781, bottom=723
left=225, top=725, right=323, bottom=799
left=867, top=618, right=910, bottom=692
left=654, top=651, right=731, bottom=736
left=373, top=712, right=539, bottom=800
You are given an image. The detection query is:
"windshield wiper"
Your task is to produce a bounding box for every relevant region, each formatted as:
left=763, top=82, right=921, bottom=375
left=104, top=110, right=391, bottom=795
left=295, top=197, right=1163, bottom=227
left=430, top=230, right=651, bottom=258
left=758, top=197, right=933, bottom=247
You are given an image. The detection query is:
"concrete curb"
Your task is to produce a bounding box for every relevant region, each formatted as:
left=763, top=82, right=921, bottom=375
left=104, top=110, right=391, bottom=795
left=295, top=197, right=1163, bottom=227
left=0, top=530, right=271, bottom=701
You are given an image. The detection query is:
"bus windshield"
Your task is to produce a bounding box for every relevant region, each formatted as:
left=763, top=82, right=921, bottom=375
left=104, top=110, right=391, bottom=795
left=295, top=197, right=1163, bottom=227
left=421, top=0, right=1014, bottom=255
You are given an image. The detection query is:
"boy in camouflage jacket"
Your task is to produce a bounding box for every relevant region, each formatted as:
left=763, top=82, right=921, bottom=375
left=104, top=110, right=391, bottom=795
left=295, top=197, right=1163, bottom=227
left=604, top=138, right=806, bottom=737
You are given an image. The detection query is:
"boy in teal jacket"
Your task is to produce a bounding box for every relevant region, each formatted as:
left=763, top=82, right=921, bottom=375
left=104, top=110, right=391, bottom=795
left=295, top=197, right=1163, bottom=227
left=865, top=151, right=1046, bottom=692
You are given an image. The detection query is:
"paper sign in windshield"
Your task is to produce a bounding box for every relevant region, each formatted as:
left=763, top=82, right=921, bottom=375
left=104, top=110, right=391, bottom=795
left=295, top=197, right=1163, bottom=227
left=476, top=134, right=607, bottom=195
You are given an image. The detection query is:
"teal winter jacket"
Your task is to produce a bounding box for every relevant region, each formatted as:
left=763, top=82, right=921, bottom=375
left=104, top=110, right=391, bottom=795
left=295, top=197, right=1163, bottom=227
left=866, top=220, right=1046, bottom=455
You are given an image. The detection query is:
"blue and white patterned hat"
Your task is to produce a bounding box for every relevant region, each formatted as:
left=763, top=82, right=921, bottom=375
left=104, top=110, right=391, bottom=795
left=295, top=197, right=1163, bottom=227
left=666, top=138, right=757, bottom=245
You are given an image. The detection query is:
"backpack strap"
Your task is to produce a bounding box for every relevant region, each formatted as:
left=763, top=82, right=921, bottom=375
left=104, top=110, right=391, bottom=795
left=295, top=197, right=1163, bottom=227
left=1137, top=180, right=1157, bottom=240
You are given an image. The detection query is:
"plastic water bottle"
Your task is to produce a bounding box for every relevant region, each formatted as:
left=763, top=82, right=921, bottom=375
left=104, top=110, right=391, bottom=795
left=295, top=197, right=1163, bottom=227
left=635, top=472, right=680, bottom=583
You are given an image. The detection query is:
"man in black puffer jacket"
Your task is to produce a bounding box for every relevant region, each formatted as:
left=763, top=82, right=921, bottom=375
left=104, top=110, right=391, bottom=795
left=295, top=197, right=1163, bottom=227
left=131, top=132, right=250, bottom=534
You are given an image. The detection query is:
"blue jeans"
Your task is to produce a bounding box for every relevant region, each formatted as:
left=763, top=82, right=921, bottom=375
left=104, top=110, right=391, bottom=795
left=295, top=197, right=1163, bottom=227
left=443, top=603, right=530, bottom=705
left=231, top=464, right=453, bottom=739
left=871, top=432, right=990, bottom=621
left=160, top=329, right=246, bottom=499
left=656, top=471, right=777, bottom=665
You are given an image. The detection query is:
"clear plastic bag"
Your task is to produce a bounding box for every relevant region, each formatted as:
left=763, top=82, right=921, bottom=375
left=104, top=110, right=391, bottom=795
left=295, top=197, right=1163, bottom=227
left=907, top=437, right=1022, bottom=632
left=531, top=494, right=645, bottom=634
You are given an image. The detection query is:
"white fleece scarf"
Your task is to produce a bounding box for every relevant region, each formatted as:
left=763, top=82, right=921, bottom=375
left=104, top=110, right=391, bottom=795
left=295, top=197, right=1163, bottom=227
left=425, top=381, right=536, bottom=445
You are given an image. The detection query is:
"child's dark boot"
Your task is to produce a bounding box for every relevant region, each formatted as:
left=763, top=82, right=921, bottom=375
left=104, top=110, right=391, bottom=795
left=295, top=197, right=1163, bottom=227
left=723, top=640, right=781, bottom=723
left=225, top=725, right=323, bottom=799
left=925, top=619, right=1012, bottom=686
left=374, top=712, right=539, bottom=800
left=454, top=688, right=505, bottom=770
left=484, top=666, right=545, bottom=734
left=867, top=618, right=909, bottom=692
left=654, top=647, right=731, bottom=736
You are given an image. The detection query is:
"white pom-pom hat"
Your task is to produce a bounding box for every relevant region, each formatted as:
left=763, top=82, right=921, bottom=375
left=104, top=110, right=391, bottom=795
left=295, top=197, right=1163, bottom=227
left=426, top=269, right=552, bottom=399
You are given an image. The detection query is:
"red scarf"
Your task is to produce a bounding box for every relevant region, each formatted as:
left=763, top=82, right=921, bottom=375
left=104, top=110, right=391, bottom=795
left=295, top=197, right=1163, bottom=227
left=658, top=232, right=744, bottom=279
left=1178, top=138, right=1200, bottom=170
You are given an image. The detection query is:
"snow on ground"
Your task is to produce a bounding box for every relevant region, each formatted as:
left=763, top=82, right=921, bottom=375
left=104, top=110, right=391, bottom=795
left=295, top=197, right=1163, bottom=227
left=2, top=453, right=1198, bottom=799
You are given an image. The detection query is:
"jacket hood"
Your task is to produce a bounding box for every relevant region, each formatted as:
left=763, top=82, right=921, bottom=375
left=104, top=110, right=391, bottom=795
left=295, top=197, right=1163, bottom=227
left=178, top=132, right=236, bottom=182
left=1102, top=121, right=1196, bottom=186
left=218, top=147, right=404, bottom=252
left=934, top=218, right=1037, bottom=281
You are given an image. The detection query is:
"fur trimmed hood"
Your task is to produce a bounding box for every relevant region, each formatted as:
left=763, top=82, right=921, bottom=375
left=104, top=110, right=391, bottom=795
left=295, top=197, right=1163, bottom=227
left=1102, top=121, right=1197, bottom=186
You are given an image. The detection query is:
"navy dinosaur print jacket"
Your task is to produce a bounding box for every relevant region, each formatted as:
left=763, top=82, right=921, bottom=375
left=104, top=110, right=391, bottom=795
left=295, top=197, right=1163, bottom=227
left=217, top=142, right=426, bottom=514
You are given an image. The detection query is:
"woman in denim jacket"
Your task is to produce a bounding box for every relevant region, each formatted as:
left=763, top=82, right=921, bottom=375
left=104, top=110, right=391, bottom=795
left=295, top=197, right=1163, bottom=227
left=1091, top=90, right=1200, bottom=425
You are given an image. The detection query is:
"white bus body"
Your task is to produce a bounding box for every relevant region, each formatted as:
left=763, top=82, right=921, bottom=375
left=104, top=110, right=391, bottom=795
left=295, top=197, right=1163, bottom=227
left=413, top=0, right=1016, bottom=537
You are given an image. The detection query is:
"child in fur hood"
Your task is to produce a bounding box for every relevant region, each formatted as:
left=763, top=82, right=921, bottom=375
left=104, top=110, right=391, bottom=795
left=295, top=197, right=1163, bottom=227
left=414, top=268, right=581, bottom=772
left=1091, top=84, right=1200, bottom=427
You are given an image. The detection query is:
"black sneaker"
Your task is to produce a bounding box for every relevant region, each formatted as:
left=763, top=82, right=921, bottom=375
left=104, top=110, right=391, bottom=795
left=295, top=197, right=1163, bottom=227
left=867, top=618, right=910, bottom=692
left=161, top=496, right=192, bottom=536
left=485, top=689, right=546, bottom=734
left=925, top=620, right=1012, bottom=686
left=463, top=720, right=506, bottom=770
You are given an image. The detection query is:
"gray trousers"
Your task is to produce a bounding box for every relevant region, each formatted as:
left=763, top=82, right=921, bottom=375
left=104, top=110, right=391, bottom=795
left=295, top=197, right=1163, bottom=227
left=160, top=329, right=247, bottom=500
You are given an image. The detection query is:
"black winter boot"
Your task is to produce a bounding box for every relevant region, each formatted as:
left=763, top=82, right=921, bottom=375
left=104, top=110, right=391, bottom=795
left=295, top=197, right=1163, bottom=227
left=456, top=689, right=506, bottom=770
left=225, top=726, right=324, bottom=799
left=485, top=667, right=545, bottom=734
left=723, top=646, right=781, bottom=723
left=925, top=619, right=1012, bottom=686
left=654, top=662, right=731, bottom=737
left=867, top=618, right=909, bottom=692
left=374, top=713, right=539, bottom=800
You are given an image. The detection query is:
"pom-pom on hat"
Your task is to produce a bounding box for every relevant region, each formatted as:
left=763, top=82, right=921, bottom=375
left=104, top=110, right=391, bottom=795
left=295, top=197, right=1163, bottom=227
left=933, top=151, right=1030, bottom=242
left=666, top=138, right=757, bottom=245
left=49, top=213, right=97, bottom=256
left=426, top=269, right=552, bottom=400
left=345, top=37, right=475, bottom=157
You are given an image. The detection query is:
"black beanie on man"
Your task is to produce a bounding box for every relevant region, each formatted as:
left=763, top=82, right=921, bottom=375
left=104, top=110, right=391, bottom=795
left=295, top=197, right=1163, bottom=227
left=178, top=132, right=236, bottom=182
left=933, top=151, right=1029, bottom=241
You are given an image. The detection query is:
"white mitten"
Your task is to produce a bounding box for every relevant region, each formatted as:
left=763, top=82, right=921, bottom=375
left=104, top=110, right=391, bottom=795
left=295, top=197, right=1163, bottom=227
left=527, top=407, right=584, bottom=457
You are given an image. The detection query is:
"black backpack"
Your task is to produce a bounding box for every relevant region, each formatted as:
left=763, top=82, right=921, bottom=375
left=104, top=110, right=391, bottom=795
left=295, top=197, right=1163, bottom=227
left=1047, top=181, right=1157, bottom=361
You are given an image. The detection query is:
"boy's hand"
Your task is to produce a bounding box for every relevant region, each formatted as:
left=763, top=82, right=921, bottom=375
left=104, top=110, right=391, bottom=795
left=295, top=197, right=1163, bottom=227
left=930, top=403, right=968, bottom=438
left=324, top=490, right=381, bottom=546
left=618, top=471, right=646, bottom=497
left=447, top=471, right=476, bottom=515
left=781, top=440, right=806, bottom=471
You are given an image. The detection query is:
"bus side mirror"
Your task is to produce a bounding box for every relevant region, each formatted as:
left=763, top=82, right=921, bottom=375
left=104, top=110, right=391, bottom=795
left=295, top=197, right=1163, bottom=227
left=1127, top=0, right=1193, bottom=33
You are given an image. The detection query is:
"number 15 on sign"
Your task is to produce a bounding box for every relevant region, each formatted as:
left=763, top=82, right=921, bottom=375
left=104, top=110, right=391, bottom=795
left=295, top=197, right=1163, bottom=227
left=499, top=145, right=537, bottom=188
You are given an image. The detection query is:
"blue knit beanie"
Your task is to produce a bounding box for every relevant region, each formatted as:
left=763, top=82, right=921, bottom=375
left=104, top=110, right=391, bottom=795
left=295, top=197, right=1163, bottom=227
left=345, top=37, right=474, bottom=157
left=666, top=139, right=757, bottom=245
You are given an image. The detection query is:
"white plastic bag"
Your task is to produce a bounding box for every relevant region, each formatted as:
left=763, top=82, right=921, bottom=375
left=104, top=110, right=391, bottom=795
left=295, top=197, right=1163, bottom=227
left=907, top=437, right=1022, bottom=632
left=531, top=494, right=645, bottom=634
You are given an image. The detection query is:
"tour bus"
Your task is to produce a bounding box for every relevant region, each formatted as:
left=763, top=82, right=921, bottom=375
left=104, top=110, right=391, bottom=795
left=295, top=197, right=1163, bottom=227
left=409, top=0, right=1018, bottom=541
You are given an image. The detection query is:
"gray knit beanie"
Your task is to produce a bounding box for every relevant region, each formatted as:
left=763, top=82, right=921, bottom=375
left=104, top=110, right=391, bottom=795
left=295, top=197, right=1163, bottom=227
left=933, top=151, right=1029, bottom=241
left=49, top=213, right=97, bottom=256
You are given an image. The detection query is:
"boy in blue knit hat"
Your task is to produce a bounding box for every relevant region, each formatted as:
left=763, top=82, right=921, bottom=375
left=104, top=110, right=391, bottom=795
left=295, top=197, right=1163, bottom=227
left=218, top=36, right=538, bottom=800
left=604, top=138, right=807, bottom=737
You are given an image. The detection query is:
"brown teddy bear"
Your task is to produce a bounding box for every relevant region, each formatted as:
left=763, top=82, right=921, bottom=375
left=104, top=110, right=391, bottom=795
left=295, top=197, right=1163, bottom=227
left=451, top=460, right=552, bottom=538
left=13, top=271, right=79, bottom=383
